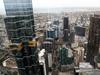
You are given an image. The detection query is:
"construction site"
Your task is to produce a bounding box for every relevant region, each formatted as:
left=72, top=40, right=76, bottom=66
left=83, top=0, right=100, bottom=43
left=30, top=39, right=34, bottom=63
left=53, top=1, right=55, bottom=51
left=0, top=0, right=100, bottom=75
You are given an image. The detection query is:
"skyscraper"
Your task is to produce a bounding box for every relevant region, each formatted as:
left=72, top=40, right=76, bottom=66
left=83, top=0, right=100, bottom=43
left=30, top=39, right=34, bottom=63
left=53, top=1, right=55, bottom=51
left=3, top=1, right=39, bottom=75
left=63, top=17, right=69, bottom=29
left=63, top=17, right=69, bottom=42
left=4, top=0, right=34, bottom=43
left=86, top=15, right=100, bottom=66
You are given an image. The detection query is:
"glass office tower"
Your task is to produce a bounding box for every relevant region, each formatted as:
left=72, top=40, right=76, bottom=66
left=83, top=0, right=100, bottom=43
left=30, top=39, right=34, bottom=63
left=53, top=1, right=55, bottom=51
left=3, top=1, right=41, bottom=75
left=4, top=0, right=35, bottom=43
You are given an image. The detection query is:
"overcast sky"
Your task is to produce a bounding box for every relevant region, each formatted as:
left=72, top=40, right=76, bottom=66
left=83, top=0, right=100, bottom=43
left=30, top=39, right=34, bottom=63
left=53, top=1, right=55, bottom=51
left=0, top=0, right=100, bottom=14
left=34, top=0, right=100, bottom=8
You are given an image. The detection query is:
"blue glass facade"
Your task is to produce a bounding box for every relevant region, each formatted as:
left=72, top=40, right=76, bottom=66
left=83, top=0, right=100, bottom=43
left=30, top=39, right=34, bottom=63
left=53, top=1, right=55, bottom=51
left=4, top=0, right=33, bottom=16
left=3, top=1, right=41, bottom=75
left=4, top=0, right=35, bottom=43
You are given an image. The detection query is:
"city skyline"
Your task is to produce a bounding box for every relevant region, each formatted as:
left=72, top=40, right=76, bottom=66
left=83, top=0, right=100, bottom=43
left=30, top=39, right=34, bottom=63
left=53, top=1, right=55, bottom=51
left=1, top=0, right=100, bottom=14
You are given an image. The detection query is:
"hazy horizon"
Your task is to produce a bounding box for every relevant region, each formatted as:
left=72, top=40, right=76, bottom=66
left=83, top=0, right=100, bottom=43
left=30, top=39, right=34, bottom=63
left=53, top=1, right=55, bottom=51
left=1, top=7, right=100, bottom=15
left=33, top=7, right=100, bottom=13
left=1, top=0, right=100, bottom=14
